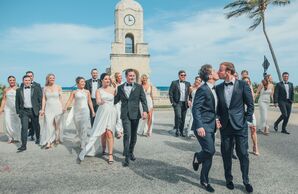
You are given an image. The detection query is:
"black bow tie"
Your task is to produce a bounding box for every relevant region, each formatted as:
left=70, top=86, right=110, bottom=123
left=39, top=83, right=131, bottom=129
left=224, top=82, right=233, bottom=86
left=180, top=81, right=185, bottom=83
left=92, top=80, right=97, bottom=82
left=284, top=82, right=288, bottom=85
left=25, top=86, right=31, bottom=89
left=126, top=83, right=133, bottom=87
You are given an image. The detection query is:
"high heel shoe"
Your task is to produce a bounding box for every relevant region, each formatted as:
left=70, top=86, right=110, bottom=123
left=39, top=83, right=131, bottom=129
left=108, top=154, right=114, bottom=165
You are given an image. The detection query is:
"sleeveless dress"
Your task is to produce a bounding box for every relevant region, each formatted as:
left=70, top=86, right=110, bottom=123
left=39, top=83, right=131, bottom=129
left=73, top=89, right=91, bottom=148
left=137, top=86, right=154, bottom=135
left=115, top=85, right=123, bottom=133
left=3, top=89, right=21, bottom=141
left=258, top=87, right=272, bottom=129
left=40, top=91, right=63, bottom=146
left=79, top=89, right=117, bottom=160
left=186, top=88, right=197, bottom=137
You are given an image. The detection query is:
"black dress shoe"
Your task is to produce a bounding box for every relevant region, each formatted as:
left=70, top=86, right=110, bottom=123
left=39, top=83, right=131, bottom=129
left=274, top=124, right=278, bottom=132
left=201, top=182, right=215, bottom=193
left=232, top=153, right=238, bottom=160
left=35, top=139, right=40, bottom=144
left=226, top=181, right=234, bottom=190
left=30, top=136, right=35, bottom=141
left=130, top=153, right=136, bottom=161
left=192, top=153, right=199, bottom=171
left=244, top=183, right=253, bottom=193
left=123, top=158, right=129, bottom=167
left=281, top=130, right=290, bottom=134
left=17, top=146, right=26, bottom=152
left=175, top=131, right=180, bottom=137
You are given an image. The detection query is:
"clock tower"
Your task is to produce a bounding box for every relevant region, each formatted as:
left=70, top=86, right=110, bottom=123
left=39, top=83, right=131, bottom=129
left=109, top=0, right=150, bottom=82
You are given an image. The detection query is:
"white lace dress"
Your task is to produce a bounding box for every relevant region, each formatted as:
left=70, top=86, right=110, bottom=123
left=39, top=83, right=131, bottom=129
left=79, top=89, right=118, bottom=160
left=3, top=89, right=21, bottom=141
left=258, top=88, right=272, bottom=129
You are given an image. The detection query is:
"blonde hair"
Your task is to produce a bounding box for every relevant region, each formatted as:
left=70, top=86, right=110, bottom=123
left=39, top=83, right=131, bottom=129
left=140, top=74, right=149, bottom=84
left=45, top=73, right=55, bottom=86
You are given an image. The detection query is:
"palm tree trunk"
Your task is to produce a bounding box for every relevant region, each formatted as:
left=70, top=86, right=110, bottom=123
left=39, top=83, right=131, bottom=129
left=261, top=12, right=282, bottom=81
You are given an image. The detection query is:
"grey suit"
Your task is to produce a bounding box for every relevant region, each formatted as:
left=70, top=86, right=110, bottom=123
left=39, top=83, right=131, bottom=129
left=85, top=78, right=102, bottom=126
left=16, top=86, right=42, bottom=146
left=114, top=83, right=148, bottom=159
left=192, top=83, right=217, bottom=184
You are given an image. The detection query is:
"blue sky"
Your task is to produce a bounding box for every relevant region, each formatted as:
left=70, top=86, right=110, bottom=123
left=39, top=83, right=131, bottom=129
left=0, top=0, right=297, bottom=86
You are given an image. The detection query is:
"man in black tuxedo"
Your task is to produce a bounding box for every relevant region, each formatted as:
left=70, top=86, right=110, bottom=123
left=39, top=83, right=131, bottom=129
left=85, top=68, right=102, bottom=126
left=24, top=71, right=42, bottom=141
left=169, top=70, right=191, bottom=137
left=114, top=69, right=148, bottom=167
left=192, top=64, right=219, bottom=193
left=216, top=62, right=254, bottom=193
left=16, top=75, right=42, bottom=151
left=274, top=72, right=294, bottom=134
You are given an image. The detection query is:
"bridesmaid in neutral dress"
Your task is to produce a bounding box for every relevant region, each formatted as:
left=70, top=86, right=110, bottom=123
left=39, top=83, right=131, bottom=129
left=64, top=77, right=95, bottom=149
left=137, top=74, right=154, bottom=137
left=39, top=74, right=63, bottom=149
left=112, top=72, right=123, bottom=135
left=185, top=76, right=202, bottom=137
left=79, top=73, right=122, bottom=164
left=0, top=76, right=21, bottom=143
left=256, top=74, right=274, bottom=135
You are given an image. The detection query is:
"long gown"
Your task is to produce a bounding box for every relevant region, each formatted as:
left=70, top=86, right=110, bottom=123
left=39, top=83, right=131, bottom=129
left=185, top=88, right=197, bottom=137
left=79, top=89, right=117, bottom=160
left=258, top=87, right=272, bottom=129
left=40, top=91, right=63, bottom=146
left=3, top=89, right=21, bottom=141
left=137, top=86, right=154, bottom=135
left=115, top=85, right=123, bottom=133
left=72, top=89, right=91, bottom=149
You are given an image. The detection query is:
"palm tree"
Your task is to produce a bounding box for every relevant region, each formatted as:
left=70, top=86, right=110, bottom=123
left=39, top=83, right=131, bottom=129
left=224, top=0, right=290, bottom=81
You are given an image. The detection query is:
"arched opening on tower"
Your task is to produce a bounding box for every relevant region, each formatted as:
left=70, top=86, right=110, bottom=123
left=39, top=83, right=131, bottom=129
left=125, top=33, right=134, bottom=54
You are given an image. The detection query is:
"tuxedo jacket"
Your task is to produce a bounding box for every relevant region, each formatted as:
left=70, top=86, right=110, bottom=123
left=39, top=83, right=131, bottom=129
left=169, top=80, right=191, bottom=107
left=85, top=79, right=102, bottom=98
left=114, top=83, right=148, bottom=120
left=273, top=81, right=294, bottom=104
left=216, top=80, right=254, bottom=131
left=191, top=83, right=216, bottom=133
left=15, top=86, right=42, bottom=117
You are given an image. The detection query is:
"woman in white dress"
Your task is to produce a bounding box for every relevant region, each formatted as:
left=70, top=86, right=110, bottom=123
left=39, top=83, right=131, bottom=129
left=185, top=76, right=202, bottom=137
left=64, top=77, right=95, bottom=149
left=39, top=74, right=63, bottom=149
left=243, top=77, right=259, bottom=156
left=137, top=74, right=154, bottom=137
left=112, top=72, right=123, bottom=134
left=256, top=74, right=274, bottom=135
left=79, top=73, right=122, bottom=164
left=0, top=76, right=21, bottom=143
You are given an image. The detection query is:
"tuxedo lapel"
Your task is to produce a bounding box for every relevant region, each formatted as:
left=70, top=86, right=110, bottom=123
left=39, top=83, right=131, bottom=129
left=229, top=80, right=239, bottom=108
left=121, top=84, right=128, bottom=99
left=31, top=87, right=35, bottom=98
left=206, top=85, right=215, bottom=110
left=129, top=84, right=137, bottom=99
left=220, top=83, right=228, bottom=108
left=20, top=87, right=24, bottom=100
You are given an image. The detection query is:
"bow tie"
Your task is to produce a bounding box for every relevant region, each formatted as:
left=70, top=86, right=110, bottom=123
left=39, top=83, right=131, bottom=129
left=126, top=83, right=133, bottom=87
left=25, top=86, right=31, bottom=89
left=92, top=80, right=97, bottom=82
left=284, top=82, right=288, bottom=85
left=180, top=81, right=185, bottom=83
left=224, top=82, right=233, bottom=86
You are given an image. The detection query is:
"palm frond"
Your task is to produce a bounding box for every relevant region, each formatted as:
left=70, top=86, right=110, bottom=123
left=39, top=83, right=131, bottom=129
left=249, top=16, right=262, bottom=30
left=226, top=6, right=254, bottom=18
left=270, top=0, right=290, bottom=6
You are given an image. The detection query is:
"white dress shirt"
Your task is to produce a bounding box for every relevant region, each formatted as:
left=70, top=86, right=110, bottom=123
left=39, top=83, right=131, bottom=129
left=91, top=80, right=98, bottom=99
left=284, top=82, right=290, bottom=99
left=124, top=82, right=133, bottom=98
left=23, top=87, right=33, bottom=108
left=179, top=81, right=186, bottom=102
left=206, top=82, right=218, bottom=111
left=224, top=78, right=235, bottom=108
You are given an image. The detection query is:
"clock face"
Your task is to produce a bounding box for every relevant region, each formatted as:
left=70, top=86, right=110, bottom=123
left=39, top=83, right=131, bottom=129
left=124, top=14, right=135, bottom=26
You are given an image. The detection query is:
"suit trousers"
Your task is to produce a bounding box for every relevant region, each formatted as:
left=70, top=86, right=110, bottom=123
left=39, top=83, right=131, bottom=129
left=194, top=130, right=215, bottom=184
left=173, top=101, right=187, bottom=133
left=275, top=100, right=292, bottom=130
left=90, top=98, right=99, bottom=126
left=220, top=121, right=249, bottom=185
left=122, top=118, right=140, bottom=158
left=20, top=108, right=40, bottom=146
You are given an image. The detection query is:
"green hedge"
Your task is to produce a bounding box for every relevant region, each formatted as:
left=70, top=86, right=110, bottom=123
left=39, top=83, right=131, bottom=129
left=295, top=93, right=298, bottom=103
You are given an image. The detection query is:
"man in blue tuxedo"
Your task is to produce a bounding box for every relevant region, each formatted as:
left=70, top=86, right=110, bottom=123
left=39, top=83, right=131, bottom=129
left=192, top=64, right=219, bottom=193
left=216, top=62, right=254, bottom=193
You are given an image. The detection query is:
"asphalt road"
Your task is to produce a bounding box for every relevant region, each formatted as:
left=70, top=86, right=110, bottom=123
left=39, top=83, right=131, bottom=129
left=0, top=108, right=297, bottom=194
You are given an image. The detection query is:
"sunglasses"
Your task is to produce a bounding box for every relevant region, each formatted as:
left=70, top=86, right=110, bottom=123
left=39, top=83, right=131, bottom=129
left=180, top=74, right=186, bottom=77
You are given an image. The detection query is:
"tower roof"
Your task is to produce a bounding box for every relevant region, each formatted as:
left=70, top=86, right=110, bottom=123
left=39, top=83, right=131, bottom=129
left=116, top=0, right=143, bottom=11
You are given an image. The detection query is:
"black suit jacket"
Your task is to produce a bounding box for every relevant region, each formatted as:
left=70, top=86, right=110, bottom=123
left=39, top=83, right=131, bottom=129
left=216, top=80, right=254, bottom=131
left=169, top=80, right=191, bottom=108
left=114, top=83, right=148, bottom=120
left=85, top=79, right=102, bottom=98
left=15, top=86, right=42, bottom=117
left=191, top=83, right=216, bottom=133
left=273, top=82, right=294, bottom=104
